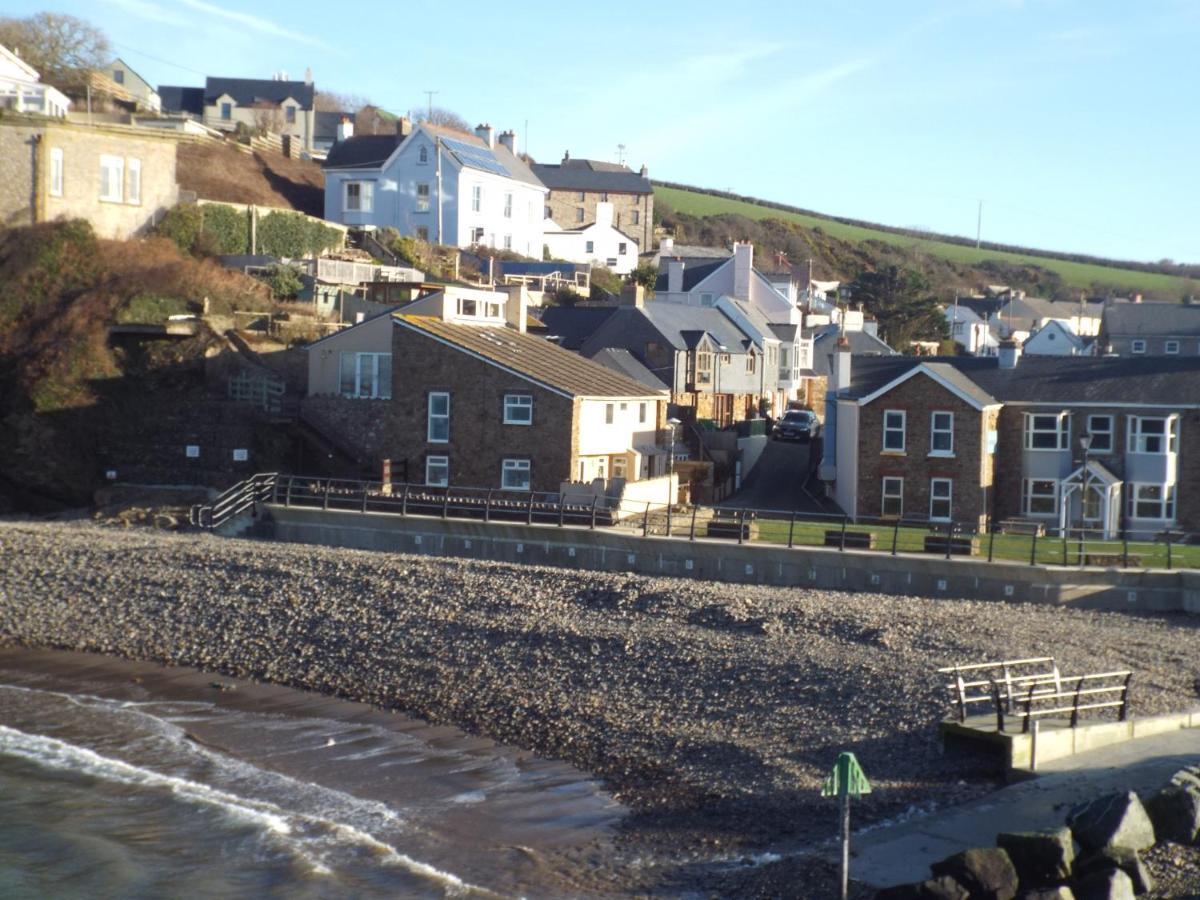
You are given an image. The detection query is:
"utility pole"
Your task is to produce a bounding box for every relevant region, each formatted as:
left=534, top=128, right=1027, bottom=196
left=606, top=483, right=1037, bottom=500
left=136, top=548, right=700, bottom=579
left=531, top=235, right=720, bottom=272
left=617, top=143, right=626, bottom=165
left=976, top=199, right=983, bottom=249
left=422, top=89, right=438, bottom=121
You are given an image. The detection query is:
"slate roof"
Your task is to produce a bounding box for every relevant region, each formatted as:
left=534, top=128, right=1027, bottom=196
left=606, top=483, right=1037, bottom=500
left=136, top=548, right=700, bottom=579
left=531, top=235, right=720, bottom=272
left=653, top=259, right=728, bottom=293
left=1102, top=302, right=1200, bottom=337
left=531, top=159, right=652, bottom=194
left=539, top=306, right=619, bottom=350
left=640, top=302, right=753, bottom=352
left=393, top=315, right=665, bottom=398
left=314, top=110, right=351, bottom=140
left=423, top=124, right=544, bottom=188
left=323, top=134, right=401, bottom=169
left=588, top=348, right=669, bottom=391
left=841, top=355, right=1200, bottom=406
left=205, top=76, right=314, bottom=109
left=158, top=85, right=204, bottom=115
left=641, top=244, right=732, bottom=265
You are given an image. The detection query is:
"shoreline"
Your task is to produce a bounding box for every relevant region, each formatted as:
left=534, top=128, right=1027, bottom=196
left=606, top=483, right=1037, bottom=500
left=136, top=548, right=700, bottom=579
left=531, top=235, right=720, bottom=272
left=3, top=520, right=1199, bottom=895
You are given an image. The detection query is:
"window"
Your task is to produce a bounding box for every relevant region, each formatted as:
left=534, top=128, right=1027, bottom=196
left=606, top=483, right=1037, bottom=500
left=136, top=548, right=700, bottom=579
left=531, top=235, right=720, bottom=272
left=1165, top=340, right=1180, bottom=354
left=345, top=181, right=373, bottom=213
left=113, top=69, right=125, bottom=84
left=1132, top=339, right=1146, bottom=354
left=746, top=352, right=756, bottom=374
left=503, top=393, right=533, bottom=425
left=699, top=292, right=714, bottom=307
left=185, top=445, right=200, bottom=459
left=600, top=192, right=609, bottom=202
left=606, top=257, right=618, bottom=267
left=100, top=155, right=124, bottom=202
left=285, top=105, right=296, bottom=124
left=49, top=147, right=63, bottom=197
left=503, top=192, right=512, bottom=218
left=612, top=456, right=627, bottom=479
left=1024, top=412, right=1069, bottom=450
left=338, top=352, right=392, bottom=399
left=1023, top=479, right=1058, bottom=516
left=881, top=477, right=903, bottom=517
left=470, top=227, right=484, bottom=244
left=503, top=234, right=512, bottom=250
left=416, top=226, right=429, bottom=241
left=471, top=185, right=482, bottom=212
left=585, top=240, right=594, bottom=253
left=1087, top=415, right=1113, bottom=452
left=1128, top=416, right=1176, bottom=454
left=1128, top=483, right=1175, bottom=520
left=501, top=458, right=531, bottom=491
left=577, top=191, right=586, bottom=201
left=220, top=101, right=232, bottom=120
left=631, top=210, right=640, bottom=225
left=126, top=158, right=141, bottom=205
left=425, top=455, right=449, bottom=487
left=605, top=403, right=614, bottom=424
left=638, top=402, right=647, bottom=424
left=458, top=298, right=478, bottom=317
left=418, top=146, right=428, bottom=164
left=883, top=410, right=906, bottom=452
left=575, top=207, right=585, bottom=222
left=543, top=205, right=551, bottom=218
left=416, top=182, right=430, bottom=212
left=930, top=411, right=954, bottom=455
left=695, top=350, right=713, bottom=384
left=618, top=242, right=627, bottom=255
left=427, top=392, right=450, bottom=442
left=929, top=478, right=953, bottom=521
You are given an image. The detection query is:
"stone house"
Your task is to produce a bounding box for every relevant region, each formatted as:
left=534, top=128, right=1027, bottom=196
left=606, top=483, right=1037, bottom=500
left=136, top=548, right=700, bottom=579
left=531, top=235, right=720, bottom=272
left=532, top=154, right=653, bottom=253
left=824, top=343, right=1200, bottom=539
left=159, top=74, right=316, bottom=152
left=1098, top=301, right=1200, bottom=356
left=304, top=292, right=669, bottom=492
left=0, top=117, right=179, bottom=236
left=542, top=201, right=640, bottom=274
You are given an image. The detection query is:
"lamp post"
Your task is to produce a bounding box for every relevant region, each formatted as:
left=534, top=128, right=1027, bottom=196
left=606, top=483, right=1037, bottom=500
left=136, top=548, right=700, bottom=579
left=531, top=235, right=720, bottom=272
left=1078, top=433, right=1093, bottom=564
left=666, top=417, right=682, bottom=532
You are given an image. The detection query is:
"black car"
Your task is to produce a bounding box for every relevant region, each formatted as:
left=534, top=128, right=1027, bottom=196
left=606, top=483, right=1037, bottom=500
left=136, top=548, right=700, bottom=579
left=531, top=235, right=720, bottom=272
left=772, top=410, right=821, bottom=442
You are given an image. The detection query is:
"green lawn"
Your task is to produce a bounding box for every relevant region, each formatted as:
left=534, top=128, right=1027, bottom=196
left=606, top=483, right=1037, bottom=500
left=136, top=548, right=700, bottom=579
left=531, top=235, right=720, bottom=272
left=656, top=185, right=1192, bottom=298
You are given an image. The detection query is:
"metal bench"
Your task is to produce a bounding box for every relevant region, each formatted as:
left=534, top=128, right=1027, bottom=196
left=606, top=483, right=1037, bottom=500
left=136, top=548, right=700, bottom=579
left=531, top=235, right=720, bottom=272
left=824, top=529, right=876, bottom=550
left=996, top=518, right=1046, bottom=536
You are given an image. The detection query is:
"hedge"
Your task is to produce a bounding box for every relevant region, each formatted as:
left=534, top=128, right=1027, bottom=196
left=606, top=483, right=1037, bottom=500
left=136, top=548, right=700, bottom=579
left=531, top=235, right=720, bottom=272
left=156, top=204, right=342, bottom=258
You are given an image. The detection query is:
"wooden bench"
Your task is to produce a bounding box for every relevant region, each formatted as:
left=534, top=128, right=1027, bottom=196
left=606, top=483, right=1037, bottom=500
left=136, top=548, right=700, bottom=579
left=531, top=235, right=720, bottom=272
left=824, top=529, right=876, bottom=549
left=996, top=518, right=1046, bottom=536
left=924, top=535, right=979, bottom=556
left=707, top=519, right=758, bottom=540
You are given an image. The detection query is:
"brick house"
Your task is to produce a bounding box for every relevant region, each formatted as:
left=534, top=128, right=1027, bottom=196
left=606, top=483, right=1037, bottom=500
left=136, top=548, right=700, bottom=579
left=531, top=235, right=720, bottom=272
left=532, top=154, right=653, bottom=253
left=0, top=117, right=178, bottom=236
left=304, top=291, right=670, bottom=492
left=824, top=343, right=1200, bottom=538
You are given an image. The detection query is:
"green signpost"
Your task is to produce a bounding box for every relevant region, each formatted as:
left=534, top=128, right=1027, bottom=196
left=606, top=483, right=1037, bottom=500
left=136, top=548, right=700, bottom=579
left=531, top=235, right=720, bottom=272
left=822, top=751, right=871, bottom=900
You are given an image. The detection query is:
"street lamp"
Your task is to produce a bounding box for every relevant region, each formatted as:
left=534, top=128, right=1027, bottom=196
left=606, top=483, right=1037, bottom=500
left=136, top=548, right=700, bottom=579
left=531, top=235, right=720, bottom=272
left=666, top=416, right=683, bottom=501
left=1078, top=433, right=1093, bottom=562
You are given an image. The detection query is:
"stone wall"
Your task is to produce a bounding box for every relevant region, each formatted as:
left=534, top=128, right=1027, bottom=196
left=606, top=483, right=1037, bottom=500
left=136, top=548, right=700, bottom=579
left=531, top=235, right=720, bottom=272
left=300, top=395, right=391, bottom=469
left=0, top=124, right=39, bottom=228
left=544, top=189, right=653, bottom=254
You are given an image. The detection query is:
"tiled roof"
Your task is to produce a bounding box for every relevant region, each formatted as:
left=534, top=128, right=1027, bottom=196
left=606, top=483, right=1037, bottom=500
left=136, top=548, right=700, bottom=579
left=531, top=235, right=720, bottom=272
left=653, top=259, right=728, bottom=293
left=205, top=76, right=315, bottom=109
left=394, top=315, right=666, bottom=398
left=639, top=302, right=753, bottom=352
left=1102, top=302, right=1200, bottom=337
left=314, top=110, right=352, bottom=140
left=158, top=85, right=204, bottom=115
left=539, top=306, right=619, bottom=350
left=323, top=134, right=400, bottom=169
left=588, top=347, right=669, bottom=391
left=531, top=159, right=652, bottom=194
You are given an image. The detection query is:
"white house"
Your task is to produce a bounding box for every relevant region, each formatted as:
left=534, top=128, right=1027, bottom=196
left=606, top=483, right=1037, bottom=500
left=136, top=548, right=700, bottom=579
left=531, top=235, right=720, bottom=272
left=655, top=242, right=800, bottom=326
left=945, top=304, right=999, bottom=356
left=542, top=202, right=639, bottom=274
left=105, top=58, right=160, bottom=112
left=323, top=121, right=547, bottom=256
left=1023, top=319, right=1088, bottom=356
left=0, top=44, right=70, bottom=117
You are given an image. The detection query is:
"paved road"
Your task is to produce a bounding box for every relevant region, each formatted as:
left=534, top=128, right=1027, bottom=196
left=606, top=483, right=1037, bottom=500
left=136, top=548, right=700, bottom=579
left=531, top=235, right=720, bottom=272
left=718, top=437, right=839, bottom=515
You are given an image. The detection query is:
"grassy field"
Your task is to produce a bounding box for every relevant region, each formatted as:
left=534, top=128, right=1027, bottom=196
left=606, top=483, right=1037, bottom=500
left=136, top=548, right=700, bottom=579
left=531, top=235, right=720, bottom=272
left=656, top=185, right=1193, bottom=298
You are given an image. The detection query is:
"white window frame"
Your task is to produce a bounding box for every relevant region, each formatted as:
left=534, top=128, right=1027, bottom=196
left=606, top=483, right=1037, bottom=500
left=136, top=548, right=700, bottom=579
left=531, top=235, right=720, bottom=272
left=1087, top=414, right=1113, bottom=452
left=638, top=402, right=647, bottom=424
left=503, top=234, right=512, bottom=250
left=1023, top=478, right=1058, bottom=516
left=338, top=352, right=392, bottom=399
left=929, top=478, right=953, bottom=522
left=585, top=240, right=594, bottom=253
left=126, top=157, right=141, bottom=206
left=113, top=68, right=125, bottom=85
left=1024, top=412, right=1069, bottom=450
left=501, top=458, right=531, bottom=491
left=503, top=192, right=512, bottom=218
left=605, top=403, right=614, bottom=424
left=618, top=242, right=627, bottom=255
left=471, top=184, right=482, bottom=213
left=1127, top=483, right=1175, bottom=521
left=1131, top=339, right=1146, bottom=354
left=470, top=226, right=484, bottom=244
left=345, top=180, right=373, bottom=213
left=503, top=393, right=533, bottom=425
left=930, top=411, right=954, bottom=456
left=883, top=410, right=906, bottom=453
left=699, top=292, right=714, bottom=307
left=427, top=391, right=450, bottom=443
left=49, top=147, right=63, bottom=197
left=1165, top=340, right=1180, bottom=354
left=881, top=477, right=903, bottom=518
left=425, top=455, right=449, bottom=487
left=415, top=182, right=430, bottom=212
left=1127, top=415, right=1177, bottom=455
left=99, top=154, right=124, bottom=202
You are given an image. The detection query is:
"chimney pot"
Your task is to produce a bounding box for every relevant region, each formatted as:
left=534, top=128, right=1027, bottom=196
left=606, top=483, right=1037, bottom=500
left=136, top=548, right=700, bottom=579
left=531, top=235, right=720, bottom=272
left=396, top=116, right=412, bottom=138
left=335, top=116, right=354, bottom=142
left=475, top=123, right=495, bottom=148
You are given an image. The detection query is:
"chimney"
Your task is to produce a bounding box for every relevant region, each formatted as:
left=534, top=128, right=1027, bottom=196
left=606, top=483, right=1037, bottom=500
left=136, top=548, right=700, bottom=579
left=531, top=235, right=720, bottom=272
left=504, top=285, right=528, bottom=333
left=732, top=241, right=753, bottom=301
left=497, top=129, right=516, bottom=155
left=335, top=116, right=354, bottom=142
left=639, top=164, right=647, bottom=177
left=396, top=116, right=412, bottom=138
left=998, top=337, right=1021, bottom=369
left=667, top=259, right=685, bottom=294
left=595, top=201, right=614, bottom=228
left=620, top=283, right=645, bottom=309
left=304, top=67, right=313, bottom=86
left=562, top=150, right=570, bottom=163
left=834, top=336, right=852, bottom=395
left=475, top=123, right=495, bottom=148
left=659, top=236, right=674, bottom=255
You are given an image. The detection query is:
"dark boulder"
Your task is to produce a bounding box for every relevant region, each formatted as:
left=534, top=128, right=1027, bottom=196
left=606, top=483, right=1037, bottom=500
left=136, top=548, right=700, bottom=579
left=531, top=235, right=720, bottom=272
left=1074, top=847, right=1153, bottom=896
left=929, top=847, right=1018, bottom=900
left=997, top=827, right=1075, bottom=886
left=1066, top=792, right=1155, bottom=854
left=1071, top=868, right=1134, bottom=900
left=1020, top=889, right=1075, bottom=900
left=1143, top=779, right=1200, bottom=846
left=875, top=876, right=970, bottom=900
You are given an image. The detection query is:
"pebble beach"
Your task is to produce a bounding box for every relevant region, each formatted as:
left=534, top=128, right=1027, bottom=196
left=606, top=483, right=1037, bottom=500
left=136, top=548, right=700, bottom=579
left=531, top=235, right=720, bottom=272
left=1, top=519, right=1198, bottom=895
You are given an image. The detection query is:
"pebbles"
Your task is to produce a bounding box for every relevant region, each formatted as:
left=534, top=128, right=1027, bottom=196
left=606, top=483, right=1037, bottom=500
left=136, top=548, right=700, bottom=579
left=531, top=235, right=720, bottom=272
left=1, top=520, right=1198, bottom=893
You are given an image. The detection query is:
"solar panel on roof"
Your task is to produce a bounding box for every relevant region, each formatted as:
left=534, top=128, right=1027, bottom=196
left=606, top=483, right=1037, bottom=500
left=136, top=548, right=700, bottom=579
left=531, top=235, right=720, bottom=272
left=440, top=137, right=510, bottom=176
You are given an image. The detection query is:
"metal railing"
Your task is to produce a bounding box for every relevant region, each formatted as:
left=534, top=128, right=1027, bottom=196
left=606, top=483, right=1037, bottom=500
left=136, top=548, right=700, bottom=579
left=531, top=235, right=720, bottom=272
left=190, top=472, right=279, bottom=530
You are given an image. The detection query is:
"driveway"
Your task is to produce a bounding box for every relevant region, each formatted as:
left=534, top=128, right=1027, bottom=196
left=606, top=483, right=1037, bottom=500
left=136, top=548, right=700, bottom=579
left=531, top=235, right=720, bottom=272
left=717, top=437, right=840, bottom=514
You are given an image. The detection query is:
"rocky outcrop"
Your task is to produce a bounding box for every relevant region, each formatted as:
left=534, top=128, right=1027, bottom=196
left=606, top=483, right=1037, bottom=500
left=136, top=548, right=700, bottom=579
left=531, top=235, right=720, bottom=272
left=1143, top=765, right=1200, bottom=845
left=997, top=827, right=1075, bottom=887
left=1067, top=792, right=1156, bottom=854
left=928, top=848, right=1019, bottom=900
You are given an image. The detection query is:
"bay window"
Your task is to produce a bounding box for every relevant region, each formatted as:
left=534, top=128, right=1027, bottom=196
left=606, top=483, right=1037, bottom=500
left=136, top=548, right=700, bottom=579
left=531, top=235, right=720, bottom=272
left=1128, top=483, right=1175, bottom=520
left=1128, top=416, right=1176, bottom=454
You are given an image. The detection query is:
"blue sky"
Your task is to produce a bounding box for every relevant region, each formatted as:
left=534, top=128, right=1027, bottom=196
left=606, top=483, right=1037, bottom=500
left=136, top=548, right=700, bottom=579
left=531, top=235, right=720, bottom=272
left=13, top=0, right=1198, bottom=263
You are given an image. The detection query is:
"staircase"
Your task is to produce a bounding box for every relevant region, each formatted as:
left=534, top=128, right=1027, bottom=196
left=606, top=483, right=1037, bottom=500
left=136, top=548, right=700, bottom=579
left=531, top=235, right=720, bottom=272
left=190, top=472, right=277, bottom=533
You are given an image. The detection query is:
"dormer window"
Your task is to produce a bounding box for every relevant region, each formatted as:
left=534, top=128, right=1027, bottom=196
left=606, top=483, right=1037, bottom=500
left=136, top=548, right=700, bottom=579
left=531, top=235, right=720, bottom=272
left=220, top=101, right=232, bottom=120
left=419, top=146, right=428, bottom=164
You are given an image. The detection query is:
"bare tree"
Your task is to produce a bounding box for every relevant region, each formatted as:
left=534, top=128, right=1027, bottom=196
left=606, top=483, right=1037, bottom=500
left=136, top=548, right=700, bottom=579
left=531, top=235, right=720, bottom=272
left=0, top=12, right=110, bottom=89
left=253, top=106, right=285, bottom=136
left=313, top=90, right=370, bottom=113
left=414, top=106, right=471, bottom=133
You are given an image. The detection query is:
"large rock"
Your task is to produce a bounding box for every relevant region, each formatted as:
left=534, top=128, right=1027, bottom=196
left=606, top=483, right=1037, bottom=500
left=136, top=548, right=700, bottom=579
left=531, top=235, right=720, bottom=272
left=929, top=847, right=1019, bottom=900
left=1074, top=848, right=1153, bottom=896
left=1020, top=889, right=1075, bottom=900
left=1143, top=776, right=1200, bottom=845
left=1072, top=868, right=1135, bottom=900
left=875, top=876, right=970, bottom=900
left=997, top=827, right=1075, bottom=886
left=1066, top=792, right=1155, bottom=854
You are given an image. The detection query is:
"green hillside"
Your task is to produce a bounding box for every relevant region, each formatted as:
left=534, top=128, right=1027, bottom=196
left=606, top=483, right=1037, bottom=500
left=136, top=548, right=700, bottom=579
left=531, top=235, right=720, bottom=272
left=655, top=185, right=1192, bottom=298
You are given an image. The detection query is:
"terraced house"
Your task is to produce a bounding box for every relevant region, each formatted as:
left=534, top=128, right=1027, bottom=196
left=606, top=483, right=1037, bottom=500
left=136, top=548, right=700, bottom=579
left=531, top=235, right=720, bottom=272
left=823, top=343, right=1200, bottom=539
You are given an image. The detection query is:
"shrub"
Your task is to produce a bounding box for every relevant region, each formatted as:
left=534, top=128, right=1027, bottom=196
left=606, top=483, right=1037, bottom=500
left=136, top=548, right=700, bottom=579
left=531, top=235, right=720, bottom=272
left=154, top=204, right=203, bottom=253
left=258, top=211, right=342, bottom=258
left=257, top=263, right=304, bottom=300
left=199, top=204, right=250, bottom=255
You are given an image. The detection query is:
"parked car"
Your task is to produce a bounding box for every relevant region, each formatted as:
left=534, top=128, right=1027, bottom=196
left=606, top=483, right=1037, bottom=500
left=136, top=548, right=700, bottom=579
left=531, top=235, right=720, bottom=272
left=772, top=409, right=820, bottom=442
